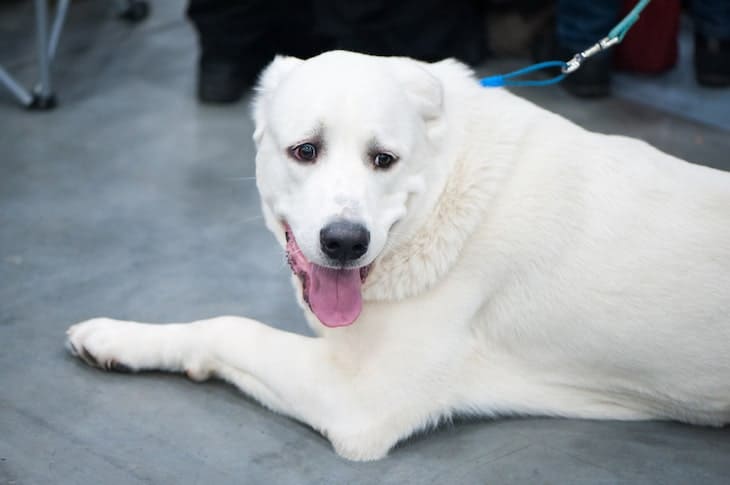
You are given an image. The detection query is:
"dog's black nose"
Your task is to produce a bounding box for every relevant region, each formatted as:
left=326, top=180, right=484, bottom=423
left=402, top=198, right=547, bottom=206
left=320, top=221, right=370, bottom=263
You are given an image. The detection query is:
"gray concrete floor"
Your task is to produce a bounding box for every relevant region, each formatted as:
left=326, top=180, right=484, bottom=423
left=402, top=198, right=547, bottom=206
left=2, top=2, right=730, bottom=484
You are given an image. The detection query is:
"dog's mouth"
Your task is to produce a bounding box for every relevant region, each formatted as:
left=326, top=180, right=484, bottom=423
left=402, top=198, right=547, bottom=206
left=284, top=224, right=372, bottom=328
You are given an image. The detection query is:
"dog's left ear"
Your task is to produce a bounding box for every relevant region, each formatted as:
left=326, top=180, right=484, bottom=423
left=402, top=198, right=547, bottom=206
left=389, top=59, right=443, bottom=123
left=252, top=55, right=303, bottom=145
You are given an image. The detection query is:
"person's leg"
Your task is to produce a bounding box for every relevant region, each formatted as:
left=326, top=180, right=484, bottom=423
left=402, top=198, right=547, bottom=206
left=313, top=0, right=486, bottom=65
left=274, top=1, right=334, bottom=60
left=186, top=0, right=332, bottom=103
left=187, top=0, right=279, bottom=103
left=556, top=0, right=620, bottom=51
left=554, top=0, right=621, bottom=98
left=690, top=0, right=730, bottom=86
left=691, top=0, right=730, bottom=40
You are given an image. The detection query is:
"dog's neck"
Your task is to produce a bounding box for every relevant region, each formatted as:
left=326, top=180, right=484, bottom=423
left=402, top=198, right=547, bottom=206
left=362, top=116, right=508, bottom=302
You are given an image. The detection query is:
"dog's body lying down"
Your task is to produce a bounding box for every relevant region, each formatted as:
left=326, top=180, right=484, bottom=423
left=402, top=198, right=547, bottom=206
left=67, top=51, right=730, bottom=461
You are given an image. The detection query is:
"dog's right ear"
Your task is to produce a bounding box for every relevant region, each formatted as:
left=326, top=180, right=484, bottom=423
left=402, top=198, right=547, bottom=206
left=252, top=55, right=303, bottom=145
left=388, top=58, right=443, bottom=124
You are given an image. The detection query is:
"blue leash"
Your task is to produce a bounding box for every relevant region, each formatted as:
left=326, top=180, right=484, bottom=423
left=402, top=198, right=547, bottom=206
left=480, top=0, right=652, bottom=88
left=480, top=61, right=567, bottom=88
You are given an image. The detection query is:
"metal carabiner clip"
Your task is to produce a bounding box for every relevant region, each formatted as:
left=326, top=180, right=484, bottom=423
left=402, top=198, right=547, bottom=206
left=561, top=36, right=621, bottom=74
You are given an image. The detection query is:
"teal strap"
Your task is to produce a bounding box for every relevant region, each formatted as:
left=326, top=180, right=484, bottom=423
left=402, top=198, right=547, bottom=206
left=609, top=0, right=652, bottom=41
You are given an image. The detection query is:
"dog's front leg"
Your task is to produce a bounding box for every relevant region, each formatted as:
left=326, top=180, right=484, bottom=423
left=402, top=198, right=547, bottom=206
left=66, top=317, right=415, bottom=460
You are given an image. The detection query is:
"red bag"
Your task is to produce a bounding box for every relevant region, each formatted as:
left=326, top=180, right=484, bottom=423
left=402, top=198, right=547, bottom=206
left=615, top=0, right=681, bottom=73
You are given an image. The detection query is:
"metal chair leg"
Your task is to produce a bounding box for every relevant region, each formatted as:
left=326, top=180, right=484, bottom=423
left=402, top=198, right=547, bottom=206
left=30, top=0, right=57, bottom=109
left=49, top=0, right=71, bottom=61
left=0, top=65, right=34, bottom=106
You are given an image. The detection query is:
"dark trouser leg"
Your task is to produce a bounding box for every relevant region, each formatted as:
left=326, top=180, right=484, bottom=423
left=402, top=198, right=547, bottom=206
left=187, top=0, right=278, bottom=64
left=691, top=0, right=730, bottom=86
left=556, top=0, right=620, bottom=51
left=313, top=0, right=486, bottom=65
left=691, top=0, right=730, bottom=39
left=186, top=0, right=278, bottom=102
left=186, top=0, right=332, bottom=102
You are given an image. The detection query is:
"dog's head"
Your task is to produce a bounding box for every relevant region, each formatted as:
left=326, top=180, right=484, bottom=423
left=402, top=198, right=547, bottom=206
left=252, top=51, right=446, bottom=327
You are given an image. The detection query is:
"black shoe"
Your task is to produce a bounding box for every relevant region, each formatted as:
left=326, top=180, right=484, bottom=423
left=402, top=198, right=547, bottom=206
left=531, top=30, right=612, bottom=98
left=694, top=33, right=730, bottom=87
left=562, top=50, right=612, bottom=98
left=197, top=57, right=263, bottom=104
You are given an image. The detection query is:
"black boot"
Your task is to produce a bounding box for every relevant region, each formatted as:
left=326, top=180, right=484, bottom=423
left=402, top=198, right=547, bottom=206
left=694, top=33, right=730, bottom=87
left=197, top=55, right=268, bottom=104
left=532, top=31, right=612, bottom=99
left=561, top=48, right=612, bottom=98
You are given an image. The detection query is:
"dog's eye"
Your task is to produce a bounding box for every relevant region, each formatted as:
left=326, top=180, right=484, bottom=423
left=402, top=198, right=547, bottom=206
left=292, top=143, right=317, bottom=163
left=373, top=153, right=396, bottom=169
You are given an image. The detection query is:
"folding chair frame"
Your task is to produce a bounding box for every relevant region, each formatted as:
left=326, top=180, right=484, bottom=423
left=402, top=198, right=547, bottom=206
left=0, top=0, right=70, bottom=110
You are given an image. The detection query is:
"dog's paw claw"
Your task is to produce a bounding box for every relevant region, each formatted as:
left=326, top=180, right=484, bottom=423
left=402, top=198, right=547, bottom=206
left=109, top=360, right=133, bottom=373
left=79, top=346, right=99, bottom=367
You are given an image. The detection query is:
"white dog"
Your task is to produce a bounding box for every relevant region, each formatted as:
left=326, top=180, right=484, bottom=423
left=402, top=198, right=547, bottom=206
left=66, top=51, right=730, bottom=461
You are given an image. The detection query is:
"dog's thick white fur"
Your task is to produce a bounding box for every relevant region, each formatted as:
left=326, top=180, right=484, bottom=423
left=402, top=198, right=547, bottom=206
left=67, top=51, right=730, bottom=461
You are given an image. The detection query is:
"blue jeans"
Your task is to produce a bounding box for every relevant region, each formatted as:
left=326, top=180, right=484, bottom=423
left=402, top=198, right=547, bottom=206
left=556, top=0, right=620, bottom=51
left=691, top=0, right=730, bottom=39
left=557, top=0, right=730, bottom=52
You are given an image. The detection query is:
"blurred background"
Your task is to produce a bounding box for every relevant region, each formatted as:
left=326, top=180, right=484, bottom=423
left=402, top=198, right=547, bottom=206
left=1, top=1, right=729, bottom=484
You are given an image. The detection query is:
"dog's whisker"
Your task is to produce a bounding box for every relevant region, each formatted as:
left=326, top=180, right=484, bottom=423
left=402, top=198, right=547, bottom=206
left=227, top=176, right=257, bottom=181
left=239, top=214, right=264, bottom=225
left=287, top=247, right=304, bottom=257
left=280, top=254, right=298, bottom=270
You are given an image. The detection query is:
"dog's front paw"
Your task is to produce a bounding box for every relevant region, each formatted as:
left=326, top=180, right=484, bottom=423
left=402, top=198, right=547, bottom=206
left=66, top=318, right=142, bottom=372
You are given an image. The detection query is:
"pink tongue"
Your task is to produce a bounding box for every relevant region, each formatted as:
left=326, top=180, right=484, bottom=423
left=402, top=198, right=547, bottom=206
left=308, top=265, right=363, bottom=327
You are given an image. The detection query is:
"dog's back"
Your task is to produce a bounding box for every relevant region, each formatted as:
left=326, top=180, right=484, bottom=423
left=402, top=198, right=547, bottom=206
left=425, top=63, right=730, bottom=424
